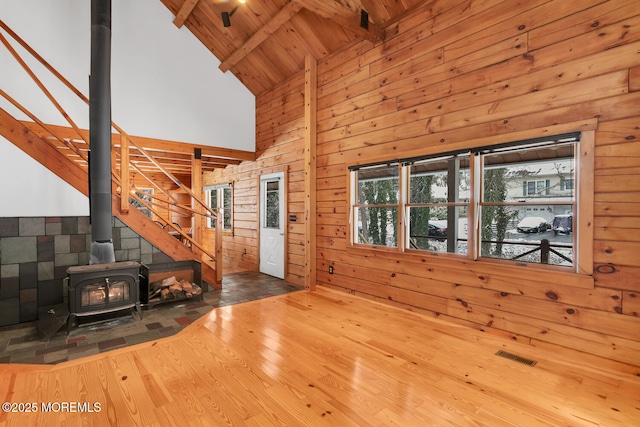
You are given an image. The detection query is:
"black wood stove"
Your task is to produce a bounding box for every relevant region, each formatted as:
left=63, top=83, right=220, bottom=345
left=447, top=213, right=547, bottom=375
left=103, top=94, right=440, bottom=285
left=65, top=261, right=142, bottom=332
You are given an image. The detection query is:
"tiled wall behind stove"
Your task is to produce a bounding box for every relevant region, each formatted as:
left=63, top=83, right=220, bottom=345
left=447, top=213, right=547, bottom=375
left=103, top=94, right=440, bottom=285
left=0, top=216, right=173, bottom=326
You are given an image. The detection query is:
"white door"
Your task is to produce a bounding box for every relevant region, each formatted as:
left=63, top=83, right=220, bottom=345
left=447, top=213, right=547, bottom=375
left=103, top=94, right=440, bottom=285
left=259, top=172, right=285, bottom=279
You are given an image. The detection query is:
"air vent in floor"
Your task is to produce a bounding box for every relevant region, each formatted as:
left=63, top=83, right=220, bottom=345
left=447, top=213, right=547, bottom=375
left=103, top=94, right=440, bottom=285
left=495, top=350, right=537, bottom=367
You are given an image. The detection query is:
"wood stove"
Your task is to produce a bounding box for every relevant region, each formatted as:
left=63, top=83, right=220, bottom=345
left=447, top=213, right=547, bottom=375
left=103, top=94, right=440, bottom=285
left=65, top=261, right=142, bottom=331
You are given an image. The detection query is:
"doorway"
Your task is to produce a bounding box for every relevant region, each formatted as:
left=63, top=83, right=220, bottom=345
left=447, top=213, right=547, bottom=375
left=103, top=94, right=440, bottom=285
left=259, top=171, right=285, bottom=279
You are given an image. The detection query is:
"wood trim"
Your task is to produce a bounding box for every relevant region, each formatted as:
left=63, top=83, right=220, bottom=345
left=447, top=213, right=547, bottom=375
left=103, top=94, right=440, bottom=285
left=577, top=129, right=595, bottom=276
left=304, top=54, right=318, bottom=291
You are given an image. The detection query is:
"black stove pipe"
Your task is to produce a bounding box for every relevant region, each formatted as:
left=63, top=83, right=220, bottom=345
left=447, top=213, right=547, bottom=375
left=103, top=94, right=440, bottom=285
left=89, top=0, right=115, bottom=264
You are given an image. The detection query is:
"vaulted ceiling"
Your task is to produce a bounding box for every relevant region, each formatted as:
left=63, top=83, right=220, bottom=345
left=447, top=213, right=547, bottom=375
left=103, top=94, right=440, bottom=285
left=160, top=0, right=425, bottom=95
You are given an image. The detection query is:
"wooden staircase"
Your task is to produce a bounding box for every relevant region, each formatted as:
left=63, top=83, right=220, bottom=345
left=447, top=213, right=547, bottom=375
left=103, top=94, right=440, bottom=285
left=0, top=106, right=219, bottom=285
left=0, top=20, right=221, bottom=286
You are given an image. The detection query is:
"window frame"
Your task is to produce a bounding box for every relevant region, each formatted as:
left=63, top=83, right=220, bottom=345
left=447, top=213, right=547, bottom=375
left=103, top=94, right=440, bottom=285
left=348, top=130, right=594, bottom=276
left=205, top=183, right=233, bottom=234
left=351, top=163, right=402, bottom=249
left=403, top=153, right=471, bottom=255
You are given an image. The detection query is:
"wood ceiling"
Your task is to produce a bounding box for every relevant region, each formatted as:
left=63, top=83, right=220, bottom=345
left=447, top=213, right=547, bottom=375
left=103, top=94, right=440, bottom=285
left=160, top=0, right=425, bottom=96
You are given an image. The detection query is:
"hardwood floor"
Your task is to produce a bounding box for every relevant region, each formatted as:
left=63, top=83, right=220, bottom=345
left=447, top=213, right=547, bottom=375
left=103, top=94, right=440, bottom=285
left=1, top=287, right=638, bottom=426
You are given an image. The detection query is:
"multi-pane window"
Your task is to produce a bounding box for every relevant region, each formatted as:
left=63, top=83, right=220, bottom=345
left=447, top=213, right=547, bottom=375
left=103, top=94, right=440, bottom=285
left=350, top=133, right=581, bottom=270
left=206, top=184, right=232, bottom=231
left=523, top=180, right=550, bottom=196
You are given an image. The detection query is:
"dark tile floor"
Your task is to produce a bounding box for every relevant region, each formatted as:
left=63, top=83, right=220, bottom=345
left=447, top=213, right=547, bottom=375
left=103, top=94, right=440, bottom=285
left=0, top=271, right=304, bottom=365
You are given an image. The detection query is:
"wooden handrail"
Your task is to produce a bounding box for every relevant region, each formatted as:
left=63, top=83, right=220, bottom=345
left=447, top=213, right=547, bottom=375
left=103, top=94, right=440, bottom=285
left=0, top=89, right=88, bottom=162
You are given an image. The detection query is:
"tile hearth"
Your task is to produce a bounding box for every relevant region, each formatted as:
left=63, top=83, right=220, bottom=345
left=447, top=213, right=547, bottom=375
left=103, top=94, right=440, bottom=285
left=0, top=271, right=303, bottom=364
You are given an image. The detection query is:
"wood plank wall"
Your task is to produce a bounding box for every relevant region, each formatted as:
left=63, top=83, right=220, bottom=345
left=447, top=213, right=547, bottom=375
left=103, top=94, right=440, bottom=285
left=204, top=0, right=640, bottom=367
left=202, top=76, right=308, bottom=283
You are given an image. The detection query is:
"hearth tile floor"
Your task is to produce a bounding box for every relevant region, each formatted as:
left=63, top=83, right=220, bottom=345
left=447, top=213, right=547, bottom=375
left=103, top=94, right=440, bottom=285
left=0, top=271, right=304, bottom=365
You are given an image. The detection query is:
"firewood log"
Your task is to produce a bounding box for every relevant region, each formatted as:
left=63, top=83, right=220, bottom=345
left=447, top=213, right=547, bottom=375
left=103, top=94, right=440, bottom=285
left=182, top=281, right=194, bottom=294
left=160, top=276, right=177, bottom=288
left=169, top=283, right=182, bottom=297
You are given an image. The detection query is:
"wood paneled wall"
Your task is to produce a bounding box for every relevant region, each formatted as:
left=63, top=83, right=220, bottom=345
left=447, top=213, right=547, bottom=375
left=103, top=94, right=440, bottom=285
left=203, top=75, right=308, bottom=284
left=205, top=0, right=640, bottom=366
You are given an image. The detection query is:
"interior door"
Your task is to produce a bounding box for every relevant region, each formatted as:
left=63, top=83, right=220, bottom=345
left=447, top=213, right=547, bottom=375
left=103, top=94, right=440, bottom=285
left=259, top=172, right=285, bottom=279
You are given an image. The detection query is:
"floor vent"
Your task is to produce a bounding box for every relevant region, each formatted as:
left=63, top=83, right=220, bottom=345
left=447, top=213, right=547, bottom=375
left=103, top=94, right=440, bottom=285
left=495, top=350, right=537, bottom=367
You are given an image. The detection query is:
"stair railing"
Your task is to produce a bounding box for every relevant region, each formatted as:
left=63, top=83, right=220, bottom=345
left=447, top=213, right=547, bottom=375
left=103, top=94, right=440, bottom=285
left=0, top=20, right=220, bottom=271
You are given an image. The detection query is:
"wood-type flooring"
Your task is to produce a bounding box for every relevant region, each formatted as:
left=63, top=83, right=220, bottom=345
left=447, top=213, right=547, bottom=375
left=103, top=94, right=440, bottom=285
left=1, top=287, right=639, bottom=426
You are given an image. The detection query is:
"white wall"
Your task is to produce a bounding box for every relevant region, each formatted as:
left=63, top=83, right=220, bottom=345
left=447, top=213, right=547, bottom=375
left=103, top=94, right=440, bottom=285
left=0, top=0, right=255, bottom=217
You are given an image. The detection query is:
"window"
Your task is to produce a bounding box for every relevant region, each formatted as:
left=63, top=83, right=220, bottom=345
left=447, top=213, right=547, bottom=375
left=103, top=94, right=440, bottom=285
left=352, top=164, right=399, bottom=247
left=129, top=188, right=153, bottom=218
left=523, top=180, right=550, bottom=196
left=264, top=179, right=281, bottom=229
left=406, top=154, right=470, bottom=254
left=478, top=138, right=576, bottom=266
left=206, top=184, right=232, bottom=231
left=560, top=178, right=574, bottom=191
left=349, top=133, right=583, bottom=271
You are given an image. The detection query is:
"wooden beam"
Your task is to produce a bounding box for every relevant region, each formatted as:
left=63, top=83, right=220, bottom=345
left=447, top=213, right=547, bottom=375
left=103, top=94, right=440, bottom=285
left=304, top=54, right=317, bottom=291
left=192, top=148, right=203, bottom=259
left=297, top=0, right=382, bottom=42
left=219, top=0, right=304, bottom=73
left=173, top=0, right=200, bottom=28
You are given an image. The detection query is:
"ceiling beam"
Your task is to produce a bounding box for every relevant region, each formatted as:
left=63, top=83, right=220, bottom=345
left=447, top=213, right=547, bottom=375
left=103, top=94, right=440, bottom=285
left=296, top=0, right=382, bottom=41
left=220, top=0, right=304, bottom=73
left=219, top=0, right=382, bottom=73
left=173, top=0, right=200, bottom=29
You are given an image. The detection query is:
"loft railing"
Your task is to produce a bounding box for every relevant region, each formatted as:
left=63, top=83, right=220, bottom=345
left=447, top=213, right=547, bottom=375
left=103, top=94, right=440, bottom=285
left=0, top=20, right=221, bottom=274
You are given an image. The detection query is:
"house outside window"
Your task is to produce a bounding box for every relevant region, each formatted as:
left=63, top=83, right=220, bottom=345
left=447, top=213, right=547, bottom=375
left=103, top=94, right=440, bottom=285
left=349, top=133, right=584, bottom=271
left=206, top=184, right=232, bottom=231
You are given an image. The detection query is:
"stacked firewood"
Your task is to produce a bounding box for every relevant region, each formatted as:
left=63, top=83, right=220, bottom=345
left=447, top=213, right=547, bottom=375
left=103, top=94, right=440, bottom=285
left=149, top=276, right=202, bottom=301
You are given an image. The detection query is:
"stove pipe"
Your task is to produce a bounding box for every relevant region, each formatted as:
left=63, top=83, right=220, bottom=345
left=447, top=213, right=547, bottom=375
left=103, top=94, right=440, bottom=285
left=89, top=0, right=115, bottom=264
